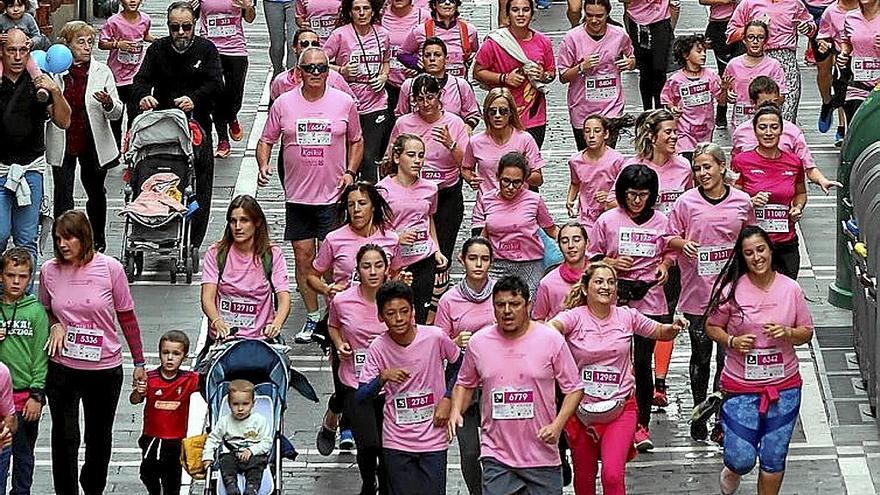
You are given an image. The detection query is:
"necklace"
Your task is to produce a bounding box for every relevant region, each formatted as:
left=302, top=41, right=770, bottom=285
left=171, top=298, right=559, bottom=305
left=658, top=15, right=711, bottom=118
left=0, top=299, right=18, bottom=335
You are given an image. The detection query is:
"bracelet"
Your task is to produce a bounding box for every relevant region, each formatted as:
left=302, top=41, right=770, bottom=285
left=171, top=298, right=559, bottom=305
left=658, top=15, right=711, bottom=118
left=447, top=140, right=457, bottom=151
left=727, top=335, right=735, bottom=348
left=210, top=317, right=223, bottom=329
left=499, top=72, right=506, bottom=85
left=50, top=323, right=63, bottom=332
left=344, top=169, right=356, bottom=178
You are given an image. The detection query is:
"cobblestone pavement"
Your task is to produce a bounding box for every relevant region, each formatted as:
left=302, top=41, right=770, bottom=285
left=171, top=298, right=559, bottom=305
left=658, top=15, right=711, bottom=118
left=26, top=0, right=880, bottom=492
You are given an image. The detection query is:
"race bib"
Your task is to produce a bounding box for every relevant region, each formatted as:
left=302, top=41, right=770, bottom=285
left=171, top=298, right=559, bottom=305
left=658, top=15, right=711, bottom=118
left=447, top=60, right=467, bottom=78
left=657, top=189, right=684, bottom=215
left=116, top=43, right=143, bottom=65
left=296, top=119, right=332, bottom=146
left=733, top=103, right=755, bottom=126
left=394, top=390, right=435, bottom=425
left=62, top=326, right=104, bottom=362
left=584, top=74, right=618, bottom=102
left=744, top=348, right=785, bottom=380
left=354, top=349, right=367, bottom=379
left=679, top=80, right=712, bottom=107
left=852, top=57, right=880, bottom=82
left=206, top=14, right=237, bottom=38
left=400, top=229, right=430, bottom=257
left=389, top=45, right=403, bottom=71
left=755, top=204, right=790, bottom=233
left=351, top=50, right=382, bottom=83
left=581, top=365, right=622, bottom=399
left=491, top=388, right=534, bottom=420
left=420, top=168, right=443, bottom=183
left=697, top=244, right=733, bottom=277
left=618, top=227, right=658, bottom=258
left=219, top=296, right=259, bottom=329
left=310, top=15, right=336, bottom=39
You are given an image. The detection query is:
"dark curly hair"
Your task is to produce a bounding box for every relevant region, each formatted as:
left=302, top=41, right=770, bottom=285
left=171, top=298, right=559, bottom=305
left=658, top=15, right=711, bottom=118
left=337, top=0, right=383, bottom=27
left=672, top=34, right=706, bottom=67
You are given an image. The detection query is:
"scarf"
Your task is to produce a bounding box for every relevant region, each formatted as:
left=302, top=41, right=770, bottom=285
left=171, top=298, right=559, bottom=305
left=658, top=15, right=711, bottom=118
left=459, top=278, right=494, bottom=304
left=559, top=263, right=585, bottom=284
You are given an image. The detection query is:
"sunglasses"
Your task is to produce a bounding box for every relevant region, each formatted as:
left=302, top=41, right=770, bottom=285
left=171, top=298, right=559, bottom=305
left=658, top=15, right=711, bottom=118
left=299, top=40, right=321, bottom=48
left=299, top=63, right=330, bottom=75
left=487, top=107, right=510, bottom=116
left=437, top=0, right=458, bottom=5
left=168, top=23, right=193, bottom=32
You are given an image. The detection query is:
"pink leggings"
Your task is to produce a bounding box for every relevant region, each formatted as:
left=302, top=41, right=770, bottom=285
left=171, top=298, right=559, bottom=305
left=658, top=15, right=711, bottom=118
left=564, top=397, right=638, bottom=495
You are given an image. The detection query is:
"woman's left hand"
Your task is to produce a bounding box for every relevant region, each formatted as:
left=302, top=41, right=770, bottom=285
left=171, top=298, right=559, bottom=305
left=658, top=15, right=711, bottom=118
left=263, top=324, right=281, bottom=339
left=45, top=323, right=66, bottom=357
left=523, top=63, right=542, bottom=80
left=655, top=263, right=669, bottom=285
left=435, top=251, right=448, bottom=270
left=789, top=204, right=803, bottom=223
left=132, top=366, right=147, bottom=390
left=537, top=420, right=563, bottom=444
left=93, top=90, right=113, bottom=110
left=763, top=323, right=790, bottom=340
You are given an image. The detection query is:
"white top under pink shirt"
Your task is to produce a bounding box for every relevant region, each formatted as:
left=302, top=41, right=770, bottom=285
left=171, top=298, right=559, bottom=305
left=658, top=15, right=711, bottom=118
left=731, top=149, right=805, bottom=245
left=726, top=0, right=814, bottom=51
left=261, top=87, right=362, bottom=205
left=313, top=225, right=403, bottom=284
left=269, top=69, right=355, bottom=101
left=625, top=0, right=671, bottom=25
left=660, top=68, right=723, bottom=152
left=588, top=208, right=671, bottom=316
left=842, top=9, right=880, bottom=100
left=622, top=155, right=694, bottom=216
left=39, top=253, right=138, bottom=371
left=324, top=24, right=392, bottom=114
left=202, top=244, right=290, bottom=339
left=666, top=186, right=756, bottom=315
left=381, top=6, right=429, bottom=86
left=295, top=0, right=342, bottom=41
left=361, top=325, right=460, bottom=453
left=722, top=55, right=788, bottom=127
left=434, top=285, right=496, bottom=339
left=556, top=24, right=634, bottom=127
left=99, top=12, right=152, bottom=86
left=553, top=305, right=657, bottom=404
left=401, top=18, right=480, bottom=78
left=328, top=285, right=388, bottom=388
left=477, top=188, right=555, bottom=262
left=395, top=75, right=481, bottom=125
left=708, top=274, right=812, bottom=387
left=456, top=323, right=581, bottom=468
left=731, top=120, right=816, bottom=170
left=532, top=267, right=575, bottom=321
left=388, top=111, right=470, bottom=189
left=569, top=148, right=626, bottom=232
left=377, top=176, right=439, bottom=266
left=198, top=0, right=248, bottom=56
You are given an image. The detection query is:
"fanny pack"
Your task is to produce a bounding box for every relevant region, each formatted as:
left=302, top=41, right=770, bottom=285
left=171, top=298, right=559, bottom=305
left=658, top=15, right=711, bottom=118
left=616, top=279, right=657, bottom=305
left=575, top=399, right=626, bottom=425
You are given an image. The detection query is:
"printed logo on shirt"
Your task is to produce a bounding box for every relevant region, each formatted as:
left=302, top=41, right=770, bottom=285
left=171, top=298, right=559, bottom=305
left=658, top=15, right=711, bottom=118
left=154, top=400, right=181, bottom=410
left=2, top=320, right=33, bottom=337
left=782, top=170, right=795, bottom=176
left=749, top=169, right=765, bottom=175
left=301, top=148, right=325, bottom=159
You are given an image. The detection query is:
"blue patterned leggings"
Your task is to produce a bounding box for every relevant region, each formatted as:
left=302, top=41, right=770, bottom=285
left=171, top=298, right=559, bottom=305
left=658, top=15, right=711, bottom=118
left=721, top=387, right=801, bottom=475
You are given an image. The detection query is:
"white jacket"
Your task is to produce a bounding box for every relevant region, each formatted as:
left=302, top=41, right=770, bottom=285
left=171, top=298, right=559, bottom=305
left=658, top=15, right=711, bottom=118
left=46, top=60, right=123, bottom=168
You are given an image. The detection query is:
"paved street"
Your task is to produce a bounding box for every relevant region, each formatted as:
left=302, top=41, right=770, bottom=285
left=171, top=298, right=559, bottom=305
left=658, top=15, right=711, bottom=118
left=27, top=0, right=880, bottom=492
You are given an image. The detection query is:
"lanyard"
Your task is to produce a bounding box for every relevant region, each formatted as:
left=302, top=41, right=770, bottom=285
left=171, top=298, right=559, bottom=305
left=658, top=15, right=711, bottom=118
left=0, top=300, right=18, bottom=334
left=353, top=24, right=382, bottom=81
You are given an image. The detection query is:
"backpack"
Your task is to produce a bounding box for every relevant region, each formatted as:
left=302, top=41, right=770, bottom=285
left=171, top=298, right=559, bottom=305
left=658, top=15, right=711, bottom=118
left=216, top=248, right=277, bottom=309
left=424, top=18, right=472, bottom=61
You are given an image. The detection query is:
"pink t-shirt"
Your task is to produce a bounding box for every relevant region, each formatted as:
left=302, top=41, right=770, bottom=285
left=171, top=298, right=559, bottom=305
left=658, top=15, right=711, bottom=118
left=531, top=267, right=574, bottom=321
left=377, top=175, right=439, bottom=265
left=39, top=253, right=136, bottom=370
left=198, top=0, right=248, bottom=56
left=99, top=12, right=151, bottom=86
left=842, top=9, right=880, bottom=100
left=626, top=0, right=671, bottom=25
left=269, top=69, right=355, bottom=101
left=660, top=69, right=723, bottom=152
left=395, top=75, right=480, bottom=125
left=708, top=274, right=812, bottom=387
left=361, top=326, right=460, bottom=452
left=201, top=244, right=290, bottom=339
left=401, top=19, right=480, bottom=78
left=731, top=149, right=804, bottom=244
left=388, top=111, right=470, bottom=189
left=666, top=187, right=755, bottom=315
left=557, top=24, right=634, bottom=126
left=477, top=188, right=555, bottom=262
left=475, top=32, right=556, bottom=129
left=0, top=363, right=13, bottom=418
left=261, top=87, right=362, bottom=205
left=465, top=129, right=545, bottom=228
left=622, top=155, right=694, bottom=216
left=727, top=0, right=814, bottom=51
left=313, top=224, right=403, bottom=284
left=381, top=6, right=429, bottom=86
left=554, top=305, right=656, bottom=404
left=568, top=148, right=626, bottom=232
left=456, top=323, right=581, bottom=468
left=731, top=120, right=816, bottom=170
left=588, top=208, right=670, bottom=316
left=722, top=55, right=788, bottom=127
left=295, top=0, right=341, bottom=41
left=324, top=24, right=392, bottom=114
left=818, top=2, right=852, bottom=50
left=709, top=0, right=738, bottom=20
left=328, top=285, right=387, bottom=388
left=434, top=284, right=496, bottom=339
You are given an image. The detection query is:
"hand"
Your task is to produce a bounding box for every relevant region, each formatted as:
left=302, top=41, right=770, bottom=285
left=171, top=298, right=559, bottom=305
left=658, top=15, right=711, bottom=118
left=262, top=323, right=281, bottom=339
left=566, top=200, right=577, bottom=218
left=22, top=398, right=42, bottom=422
left=433, top=397, right=451, bottom=427
left=875, top=33, right=880, bottom=50
left=0, top=328, right=6, bottom=341
left=817, top=39, right=832, bottom=54
left=431, top=125, right=453, bottom=149
left=669, top=105, right=683, bottom=117
left=581, top=54, right=600, bottom=71
left=343, top=60, right=360, bottom=80
left=325, top=281, right=349, bottom=299
left=655, top=263, right=669, bottom=285
left=399, top=230, right=419, bottom=245
left=337, top=342, right=353, bottom=360
left=789, top=204, right=803, bottom=223
left=836, top=51, right=850, bottom=69
left=45, top=323, right=67, bottom=357
left=380, top=368, right=411, bottom=384
left=237, top=448, right=253, bottom=462
left=33, top=74, right=59, bottom=94
left=0, top=33, right=7, bottom=44
left=465, top=174, right=483, bottom=191
left=201, top=459, right=212, bottom=471
left=682, top=240, right=700, bottom=259
left=0, top=424, right=11, bottom=450
left=763, top=323, right=790, bottom=340
left=454, top=331, right=473, bottom=348
left=398, top=270, right=414, bottom=286
left=614, top=56, right=634, bottom=71
left=670, top=316, right=688, bottom=336
left=140, top=95, right=159, bottom=111
left=434, top=251, right=449, bottom=270
left=174, top=96, right=194, bottom=112
left=721, top=75, right=734, bottom=90
left=447, top=407, right=463, bottom=441
left=337, top=171, right=355, bottom=190
left=537, top=420, right=563, bottom=444
left=213, top=319, right=231, bottom=339
left=522, top=63, right=543, bottom=80
left=403, top=67, right=420, bottom=78
left=727, top=89, right=738, bottom=104
left=369, top=74, right=388, bottom=92
left=117, top=40, right=134, bottom=52
left=612, top=255, right=634, bottom=271
left=593, top=190, right=609, bottom=205
left=92, top=90, right=113, bottom=110
left=135, top=376, right=147, bottom=395
left=731, top=333, right=756, bottom=353
left=796, top=21, right=812, bottom=36
left=133, top=366, right=147, bottom=390
left=750, top=191, right=770, bottom=208
left=258, top=163, right=272, bottom=187
left=818, top=178, right=842, bottom=195
left=504, top=69, right=526, bottom=88
left=232, top=0, right=254, bottom=9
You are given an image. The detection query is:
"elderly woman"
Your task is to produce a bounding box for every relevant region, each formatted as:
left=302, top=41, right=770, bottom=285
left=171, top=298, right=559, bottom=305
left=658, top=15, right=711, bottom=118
left=46, top=21, right=123, bottom=254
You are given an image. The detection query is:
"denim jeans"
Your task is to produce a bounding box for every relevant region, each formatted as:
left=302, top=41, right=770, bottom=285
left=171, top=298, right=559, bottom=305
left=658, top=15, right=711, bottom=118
left=0, top=445, right=12, bottom=493
left=9, top=414, right=39, bottom=495
left=0, top=170, right=43, bottom=268
left=263, top=0, right=296, bottom=76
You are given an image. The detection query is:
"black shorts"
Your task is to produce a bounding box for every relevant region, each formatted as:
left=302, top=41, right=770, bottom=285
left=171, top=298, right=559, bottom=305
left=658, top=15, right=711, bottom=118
left=284, top=202, right=338, bottom=242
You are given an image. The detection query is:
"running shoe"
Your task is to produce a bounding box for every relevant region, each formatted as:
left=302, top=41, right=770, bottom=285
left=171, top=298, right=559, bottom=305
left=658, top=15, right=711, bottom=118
left=214, top=139, right=231, bottom=158
left=295, top=319, right=318, bottom=344
left=536, top=0, right=551, bottom=9
left=634, top=424, right=654, bottom=452
left=316, top=426, right=336, bottom=456
left=691, top=391, right=724, bottom=425
left=652, top=388, right=669, bottom=408
left=818, top=103, right=833, bottom=133
left=689, top=419, right=708, bottom=442
left=710, top=422, right=724, bottom=445
left=229, top=119, right=244, bottom=141
left=835, top=127, right=845, bottom=147
left=339, top=428, right=355, bottom=451
left=804, top=44, right=816, bottom=65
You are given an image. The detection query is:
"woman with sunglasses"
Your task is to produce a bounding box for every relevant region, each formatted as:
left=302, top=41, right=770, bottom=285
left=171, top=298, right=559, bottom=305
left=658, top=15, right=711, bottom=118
left=836, top=0, right=880, bottom=125
left=473, top=0, right=555, bottom=147
left=557, top=0, right=635, bottom=150
left=463, top=88, right=544, bottom=236
left=588, top=164, right=673, bottom=453
left=325, top=0, right=392, bottom=183
left=198, top=0, right=256, bottom=159
left=477, top=151, right=557, bottom=297
left=721, top=21, right=787, bottom=128
left=400, top=0, right=479, bottom=79
left=381, top=0, right=429, bottom=112
left=269, top=28, right=354, bottom=101
left=532, top=222, right=588, bottom=322
left=295, top=0, right=342, bottom=42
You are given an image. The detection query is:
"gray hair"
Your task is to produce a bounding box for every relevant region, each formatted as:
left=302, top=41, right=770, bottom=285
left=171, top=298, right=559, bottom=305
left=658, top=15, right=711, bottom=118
left=298, top=47, right=329, bottom=66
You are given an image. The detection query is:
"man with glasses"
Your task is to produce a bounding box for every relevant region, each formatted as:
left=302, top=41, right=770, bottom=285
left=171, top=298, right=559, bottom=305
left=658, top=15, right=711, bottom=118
left=257, top=46, right=364, bottom=344
left=132, top=1, right=223, bottom=251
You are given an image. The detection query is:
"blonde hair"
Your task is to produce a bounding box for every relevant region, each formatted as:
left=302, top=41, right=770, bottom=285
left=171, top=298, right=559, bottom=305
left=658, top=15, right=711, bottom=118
left=633, top=109, right=675, bottom=159
left=693, top=141, right=739, bottom=184
left=482, top=88, right=524, bottom=131
left=228, top=379, right=255, bottom=401
left=562, top=261, right=617, bottom=310
left=57, top=21, right=97, bottom=45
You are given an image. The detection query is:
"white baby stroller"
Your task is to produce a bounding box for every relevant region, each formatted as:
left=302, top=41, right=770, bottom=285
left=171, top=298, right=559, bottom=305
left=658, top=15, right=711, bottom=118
left=119, top=109, right=197, bottom=283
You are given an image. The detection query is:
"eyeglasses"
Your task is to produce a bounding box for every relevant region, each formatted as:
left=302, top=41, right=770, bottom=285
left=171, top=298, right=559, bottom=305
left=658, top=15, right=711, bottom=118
left=437, top=0, right=457, bottom=5
left=487, top=107, right=510, bottom=116
left=299, top=40, right=321, bottom=48
left=745, top=34, right=766, bottom=42
left=299, top=63, right=330, bottom=75
left=414, top=93, right=439, bottom=104
left=625, top=190, right=650, bottom=201
left=168, top=23, right=193, bottom=32
left=499, top=177, right=524, bottom=189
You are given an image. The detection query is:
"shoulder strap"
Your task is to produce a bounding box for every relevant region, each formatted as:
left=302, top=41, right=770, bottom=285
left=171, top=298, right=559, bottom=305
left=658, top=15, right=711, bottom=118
left=459, top=21, right=470, bottom=58
left=425, top=18, right=435, bottom=38
left=262, top=251, right=278, bottom=310
left=216, top=248, right=227, bottom=285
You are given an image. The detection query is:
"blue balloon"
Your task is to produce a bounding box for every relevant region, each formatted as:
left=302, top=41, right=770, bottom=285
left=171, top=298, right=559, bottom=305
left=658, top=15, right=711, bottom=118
left=30, top=50, right=48, bottom=72
left=45, top=44, right=73, bottom=74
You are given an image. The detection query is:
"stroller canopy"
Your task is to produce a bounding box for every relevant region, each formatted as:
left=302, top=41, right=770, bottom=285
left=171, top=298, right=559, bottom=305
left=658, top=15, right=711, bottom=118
left=125, top=109, right=194, bottom=167
left=205, top=339, right=290, bottom=411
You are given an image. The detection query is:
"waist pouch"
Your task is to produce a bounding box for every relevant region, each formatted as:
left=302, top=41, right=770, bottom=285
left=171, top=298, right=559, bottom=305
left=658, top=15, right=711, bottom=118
left=576, top=398, right=626, bottom=425
left=617, top=278, right=657, bottom=304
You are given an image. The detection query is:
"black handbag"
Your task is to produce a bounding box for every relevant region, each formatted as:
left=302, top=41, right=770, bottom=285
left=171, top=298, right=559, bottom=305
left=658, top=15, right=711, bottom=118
left=616, top=279, right=658, bottom=305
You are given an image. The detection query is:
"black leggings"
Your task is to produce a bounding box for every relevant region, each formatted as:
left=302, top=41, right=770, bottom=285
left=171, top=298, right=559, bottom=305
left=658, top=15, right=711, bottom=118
left=359, top=109, right=392, bottom=183
left=634, top=314, right=672, bottom=427
left=844, top=98, right=866, bottom=127
left=214, top=54, right=249, bottom=141
left=526, top=125, right=546, bottom=149
left=773, top=237, right=800, bottom=280
left=433, top=180, right=464, bottom=264
left=111, top=84, right=141, bottom=149
left=686, top=313, right=724, bottom=412
left=704, top=19, right=744, bottom=78
left=626, top=17, right=673, bottom=110
left=53, top=144, right=108, bottom=249
left=341, top=385, right=388, bottom=495
left=408, top=254, right=438, bottom=324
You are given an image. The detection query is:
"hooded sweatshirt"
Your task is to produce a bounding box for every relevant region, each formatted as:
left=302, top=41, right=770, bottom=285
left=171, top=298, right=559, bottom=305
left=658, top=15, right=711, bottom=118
left=0, top=294, right=49, bottom=400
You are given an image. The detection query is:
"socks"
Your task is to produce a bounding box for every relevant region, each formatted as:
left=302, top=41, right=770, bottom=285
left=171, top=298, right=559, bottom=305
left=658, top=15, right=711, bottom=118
left=307, top=310, right=321, bottom=322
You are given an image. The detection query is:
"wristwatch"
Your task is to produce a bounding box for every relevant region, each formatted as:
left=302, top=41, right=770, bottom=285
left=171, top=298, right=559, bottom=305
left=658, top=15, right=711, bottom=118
left=344, top=169, right=357, bottom=178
